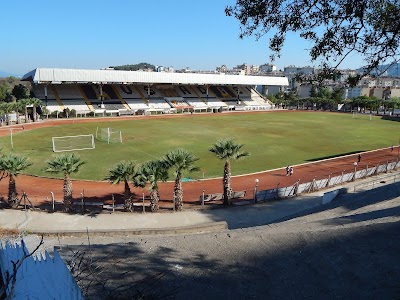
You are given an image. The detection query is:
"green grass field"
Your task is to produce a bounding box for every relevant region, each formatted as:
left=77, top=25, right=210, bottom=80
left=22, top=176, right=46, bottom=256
left=1, top=111, right=399, bottom=180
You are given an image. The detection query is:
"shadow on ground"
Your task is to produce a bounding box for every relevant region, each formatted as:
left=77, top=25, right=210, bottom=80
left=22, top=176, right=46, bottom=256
left=59, top=219, right=400, bottom=299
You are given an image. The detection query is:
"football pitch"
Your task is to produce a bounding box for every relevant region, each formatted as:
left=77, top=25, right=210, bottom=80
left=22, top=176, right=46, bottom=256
left=1, top=111, right=399, bottom=180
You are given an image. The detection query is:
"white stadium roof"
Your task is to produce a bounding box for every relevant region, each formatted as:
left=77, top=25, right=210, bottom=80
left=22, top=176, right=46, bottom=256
left=22, top=68, right=288, bottom=86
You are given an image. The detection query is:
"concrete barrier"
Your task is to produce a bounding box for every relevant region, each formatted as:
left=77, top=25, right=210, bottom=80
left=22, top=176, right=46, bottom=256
left=30, top=221, right=229, bottom=237
left=322, top=188, right=348, bottom=205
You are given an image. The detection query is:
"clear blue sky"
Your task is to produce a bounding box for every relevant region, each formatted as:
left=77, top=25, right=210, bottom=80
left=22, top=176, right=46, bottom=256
left=0, top=0, right=363, bottom=75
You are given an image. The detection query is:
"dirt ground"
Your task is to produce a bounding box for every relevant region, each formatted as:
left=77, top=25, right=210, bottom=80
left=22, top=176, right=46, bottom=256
left=0, top=112, right=398, bottom=211
left=46, top=183, right=400, bottom=299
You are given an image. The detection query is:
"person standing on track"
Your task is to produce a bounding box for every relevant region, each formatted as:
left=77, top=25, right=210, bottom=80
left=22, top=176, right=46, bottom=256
left=358, top=154, right=362, bottom=163
left=286, top=165, right=290, bottom=176
left=289, top=166, right=293, bottom=176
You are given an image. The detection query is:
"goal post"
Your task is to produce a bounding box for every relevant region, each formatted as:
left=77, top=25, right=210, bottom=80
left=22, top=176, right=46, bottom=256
left=52, top=134, right=95, bottom=152
left=96, top=127, right=122, bottom=144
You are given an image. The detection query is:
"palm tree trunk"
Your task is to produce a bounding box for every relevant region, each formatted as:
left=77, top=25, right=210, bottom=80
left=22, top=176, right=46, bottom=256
left=223, top=160, right=232, bottom=205
left=8, top=175, right=19, bottom=208
left=150, top=189, right=159, bottom=212
left=174, top=174, right=183, bottom=211
left=33, top=106, right=37, bottom=122
left=123, top=181, right=133, bottom=211
left=63, top=174, right=74, bottom=212
left=24, top=106, right=28, bottom=123
left=123, top=180, right=131, bottom=201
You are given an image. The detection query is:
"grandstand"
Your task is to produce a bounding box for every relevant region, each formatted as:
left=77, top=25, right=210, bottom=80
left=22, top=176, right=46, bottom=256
left=22, top=68, right=289, bottom=115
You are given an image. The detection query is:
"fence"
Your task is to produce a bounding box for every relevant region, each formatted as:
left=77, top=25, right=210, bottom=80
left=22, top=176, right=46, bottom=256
left=255, top=159, right=400, bottom=202
left=0, top=239, right=83, bottom=300
left=352, top=172, right=400, bottom=193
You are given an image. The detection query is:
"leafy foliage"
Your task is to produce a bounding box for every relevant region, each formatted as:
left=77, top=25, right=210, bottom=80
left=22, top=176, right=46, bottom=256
left=163, top=148, right=200, bottom=211
left=226, top=0, right=400, bottom=83
left=209, top=139, right=250, bottom=161
left=12, top=84, right=29, bottom=100
left=111, top=63, right=156, bottom=71
left=134, top=160, right=169, bottom=211
left=0, top=153, right=32, bottom=206
left=209, top=139, right=249, bottom=205
left=45, top=153, right=85, bottom=176
left=45, top=153, right=85, bottom=211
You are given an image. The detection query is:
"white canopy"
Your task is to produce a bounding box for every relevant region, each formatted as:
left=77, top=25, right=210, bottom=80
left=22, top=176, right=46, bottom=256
left=22, top=68, right=288, bottom=86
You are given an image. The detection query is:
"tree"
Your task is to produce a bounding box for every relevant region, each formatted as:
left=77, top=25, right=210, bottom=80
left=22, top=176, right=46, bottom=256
left=0, top=102, right=14, bottom=125
left=163, top=149, right=199, bottom=211
left=0, top=82, right=11, bottom=102
left=331, top=87, right=345, bottom=103
left=45, top=153, right=85, bottom=212
left=134, top=160, right=169, bottom=212
left=226, top=1, right=400, bottom=84
left=105, top=160, right=137, bottom=211
left=0, top=153, right=32, bottom=208
left=111, top=63, right=156, bottom=71
left=29, top=98, right=43, bottom=122
left=12, top=84, right=29, bottom=100
left=209, top=139, right=250, bottom=205
left=10, top=101, right=24, bottom=124
left=19, top=98, right=30, bottom=123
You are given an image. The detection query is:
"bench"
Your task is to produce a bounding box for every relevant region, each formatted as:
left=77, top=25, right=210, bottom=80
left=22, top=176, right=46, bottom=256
left=200, top=193, right=224, bottom=202
left=199, top=191, right=247, bottom=203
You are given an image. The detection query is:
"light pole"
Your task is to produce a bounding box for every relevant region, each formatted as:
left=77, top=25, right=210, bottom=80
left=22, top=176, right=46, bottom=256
left=100, top=84, right=105, bottom=109
left=353, top=162, right=358, bottom=181
left=44, top=85, right=48, bottom=107
left=254, top=178, right=259, bottom=203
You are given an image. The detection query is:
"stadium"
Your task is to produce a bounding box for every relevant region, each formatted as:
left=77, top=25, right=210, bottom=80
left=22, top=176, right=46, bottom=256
left=0, top=67, right=397, bottom=212
left=22, top=68, right=288, bottom=115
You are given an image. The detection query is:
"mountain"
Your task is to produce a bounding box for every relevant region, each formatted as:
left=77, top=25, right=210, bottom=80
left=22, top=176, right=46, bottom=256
left=0, top=70, right=21, bottom=78
left=385, top=63, right=400, bottom=77
left=358, top=63, right=400, bottom=77
left=110, top=63, right=156, bottom=71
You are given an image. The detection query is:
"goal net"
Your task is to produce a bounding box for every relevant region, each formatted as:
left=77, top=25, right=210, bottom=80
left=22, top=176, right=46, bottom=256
left=96, top=127, right=122, bottom=144
left=52, top=134, right=95, bottom=152
left=352, top=112, right=375, bottom=120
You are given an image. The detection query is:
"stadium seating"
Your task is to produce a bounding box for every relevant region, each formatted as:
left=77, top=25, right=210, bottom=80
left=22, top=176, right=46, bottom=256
left=62, top=99, right=91, bottom=112
left=116, top=85, right=143, bottom=99
left=125, top=100, right=149, bottom=110
left=45, top=100, right=63, bottom=113
left=55, top=84, right=83, bottom=99
left=32, top=85, right=56, bottom=100
left=148, top=98, right=172, bottom=110
left=32, top=82, right=274, bottom=116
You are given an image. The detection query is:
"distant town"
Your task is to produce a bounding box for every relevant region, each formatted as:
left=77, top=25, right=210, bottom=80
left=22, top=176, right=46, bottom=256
left=106, top=62, right=400, bottom=100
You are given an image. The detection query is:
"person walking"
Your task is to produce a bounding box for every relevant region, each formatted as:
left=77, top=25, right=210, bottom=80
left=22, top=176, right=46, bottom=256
left=286, top=165, right=290, bottom=176
left=358, top=154, right=362, bottom=163
left=289, top=166, right=293, bottom=176
left=391, top=145, right=394, bottom=152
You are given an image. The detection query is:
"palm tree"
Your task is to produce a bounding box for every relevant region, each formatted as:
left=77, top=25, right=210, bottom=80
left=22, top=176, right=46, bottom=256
left=20, top=98, right=30, bottom=123
left=0, top=153, right=32, bottom=208
left=105, top=160, right=137, bottom=211
left=209, top=139, right=250, bottom=205
left=164, top=148, right=199, bottom=211
left=45, top=153, right=85, bottom=212
left=134, top=160, right=168, bottom=212
left=0, top=102, right=13, bottom=126
left=29, top=98, right=43, bottom=122
left=10, top=101, right=20, bottom=124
